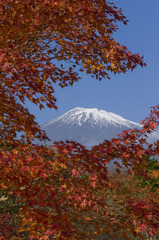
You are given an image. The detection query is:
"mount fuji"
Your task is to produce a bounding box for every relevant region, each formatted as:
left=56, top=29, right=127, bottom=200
left=40, top=107, right=150, bottom=149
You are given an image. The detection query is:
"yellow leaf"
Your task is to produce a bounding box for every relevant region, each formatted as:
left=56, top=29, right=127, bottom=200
left=60, top=163, right=67, bottom=169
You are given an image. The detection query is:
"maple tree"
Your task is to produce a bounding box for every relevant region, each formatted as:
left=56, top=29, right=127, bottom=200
left=0, top=0, right=159, bottom=239
left=133, top=155, right=159, bottom=193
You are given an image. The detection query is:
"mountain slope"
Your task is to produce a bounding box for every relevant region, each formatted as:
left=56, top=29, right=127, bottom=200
left=41, top=107, right=142, bottom=148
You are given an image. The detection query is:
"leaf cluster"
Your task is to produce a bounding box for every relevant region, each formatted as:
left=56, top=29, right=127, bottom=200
left=0, top=1, right=159, bottom=239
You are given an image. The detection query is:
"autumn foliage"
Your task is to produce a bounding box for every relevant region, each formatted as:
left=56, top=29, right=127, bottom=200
left=0, top=0, right=159, bottom=239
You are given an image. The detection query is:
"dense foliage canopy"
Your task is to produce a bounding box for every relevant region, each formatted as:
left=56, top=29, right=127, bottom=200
left=0, top=0, right=158, bottom=239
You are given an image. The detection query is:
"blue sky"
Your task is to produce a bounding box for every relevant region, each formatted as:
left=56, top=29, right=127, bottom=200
left=27, top=0, right=159, bottom=126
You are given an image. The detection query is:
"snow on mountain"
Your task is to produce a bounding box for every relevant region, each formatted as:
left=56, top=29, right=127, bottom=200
left=41, top=107, right=144, bottom=148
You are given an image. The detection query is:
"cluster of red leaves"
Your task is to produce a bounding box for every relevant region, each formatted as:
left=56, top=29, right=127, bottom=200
left=107, top=167, right=159, bottom=239
left=0, top=142, right=109, bottom=239
left=0, top=0, right=158, bottom=239
left=0, top=106, right=159, bottom=239
left=0, top=212, right=19, bottom=239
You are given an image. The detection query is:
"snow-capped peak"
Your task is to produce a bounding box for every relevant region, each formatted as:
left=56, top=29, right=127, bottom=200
left=43, top=107, right=141, bottom=129
left=42, top=107, right=141, bottom=148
